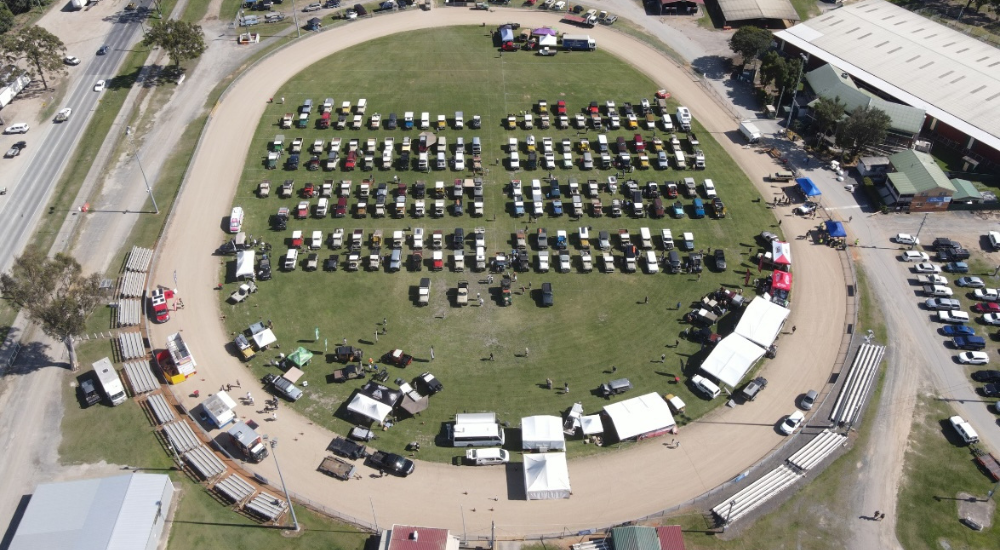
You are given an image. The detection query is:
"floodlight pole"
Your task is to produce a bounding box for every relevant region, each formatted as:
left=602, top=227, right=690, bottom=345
left=270, top=439, right=299, bottom=531
left=125, top=126, right=159, bottom=214
left=784, top=53, right=809, bottom=129
left=722, top=499, right=736, bottom=532
left=291, top=0, right=301, bottom=38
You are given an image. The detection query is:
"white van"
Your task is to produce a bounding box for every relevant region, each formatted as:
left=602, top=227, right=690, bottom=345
left=465, top=448, right=509, bottom=465
left=356, top=98, right=367, bottom=114
left=284, top=248, right=298, bottom=270
left=229, top=206, right=244, bottom=233
left=644, top=250, right=659, bottom=274
left=597, top=134, right=609, bottom=152
left=420, top=112, right=430, bottom=129
left=692, top=374, right=720, bottom=398
left=316, top=197, right=329, bottom=217
left=950, top=415, right=979, bottom=444
left=674, top=150, right=686, bottom=169
left=989, top=231, right=1000, bottom=251
left=639, top=227, right=652, bottom=249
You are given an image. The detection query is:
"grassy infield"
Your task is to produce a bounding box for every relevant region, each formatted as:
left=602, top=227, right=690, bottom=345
left=46, top=3, right=997, bottom=550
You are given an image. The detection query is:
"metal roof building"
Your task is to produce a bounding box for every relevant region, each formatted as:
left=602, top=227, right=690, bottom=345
left=8, top=473, right=175, bottom=550
left=379, top=524, right=460, bottom=550
left=775, top=0, right=1000, bottom=163
left=804, top=64, right=926, bottom=135
left=715, top=0, right=799, bottom=24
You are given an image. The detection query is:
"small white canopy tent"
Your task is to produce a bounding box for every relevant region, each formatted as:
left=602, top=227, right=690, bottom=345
left=700, top=334, right=766, bottom=388
left=603, top=393, right=675, bottom=440
left=252, top=328, right=277, bottom=349
left=521, top=415, right=566, bottom=451
left=235, top=250, right=256, bottom=279
left=734, top=296, right=790, bottom=348
left=580, top=415, right=603, bottom=435
left=523, top=453, right=571, bottom=500
left=539, top=34, right=557, bottom=47
left=347, top=393, right=393, bottom=425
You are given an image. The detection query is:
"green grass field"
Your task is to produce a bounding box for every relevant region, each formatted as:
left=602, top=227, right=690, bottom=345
left=221, top=26, right=779, bottom=462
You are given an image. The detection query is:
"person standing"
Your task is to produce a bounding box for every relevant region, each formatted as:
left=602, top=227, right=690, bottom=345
left=489, top=352, right=494, bottom=361
left=644, top=295, right=648, bottom=304
left=661, top=354, right=666, bottom=363
left=525, top=347, right=530, bottom=357
left=563, top=382, right=569, bottom=393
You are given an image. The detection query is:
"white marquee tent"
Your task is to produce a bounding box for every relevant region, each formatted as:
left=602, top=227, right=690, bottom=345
left=347, top=393, right=393, bottom=425
left=252, top=328, right=277, bottom=349
left=523, top=453, right=571, bottom=500
left=603, top=393, right=675, bottom=440
left=235, top=250, right=256, bottom=279
left=700, top=334, right=766, bottom=388
left=733, top=296, right=790, bottom=348
left=521, top=415, right=566, bottom=451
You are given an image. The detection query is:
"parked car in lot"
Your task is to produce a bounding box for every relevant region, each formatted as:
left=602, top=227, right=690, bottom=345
left=779, top=410, right=805, bottom=435
left=740, top=377, right=767, bottom=401
left=541, top=282, right=553, bottom=306
left=303, top=2, right=322, bottom=10
left=799, top=389, right=818, bottom=410
left=713, top=249, right=726, bottom=271
left=925, top=298, right=961, bottom=311
left=982, top=384, right=1000, bottom=398
left=957, top=276, right=985, bottom=288
left=945, top=261, right=970, bottom=273
left=941, top=325, right=975, bottom=337
left=902, top=251, right=929, bottom=262
left=973, top=302, right=1000, bottom=313
left=981, top=313, right=1000, bottom=326
left=894, top=233, right=919, bottom=245
left=974, top=288, right=1000, bottom=301
left=914, top=263, right=941, bottom=274
left=4, top=123, right=29, bottom=134
left=760, top=231, right=779, bottom=244
left=937, top=310, right=970, bottom=323
left=971, top=370, right=1000, bottom=383
left=795, top=201, right=818, bottom=215
left=958, top=351, right=990, bottom=365
left=262, top=373, right=303, bottom=401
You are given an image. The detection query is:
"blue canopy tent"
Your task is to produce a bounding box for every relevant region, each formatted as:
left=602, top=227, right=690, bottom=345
left=796, top=177, right=822, bottom=197
left=825, top=221, right=846, bottom=238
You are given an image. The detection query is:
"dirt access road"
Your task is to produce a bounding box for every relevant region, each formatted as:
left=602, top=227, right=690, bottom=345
left=148, top=8, right=849, bottom=536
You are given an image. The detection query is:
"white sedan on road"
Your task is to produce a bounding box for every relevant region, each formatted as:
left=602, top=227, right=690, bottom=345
left=974, top=288, right=999, bottom=302
left=94, top=80, right=106, bottom=92
left=914, top=263, right=941, bottom=274
left=958, top=352, right=990, bottom=365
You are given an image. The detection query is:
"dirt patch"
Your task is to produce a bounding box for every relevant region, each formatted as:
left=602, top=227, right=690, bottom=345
left=955, top=491, right=994, bottom=529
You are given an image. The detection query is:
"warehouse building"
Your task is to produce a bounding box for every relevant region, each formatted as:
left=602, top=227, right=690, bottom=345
left=8, top=473, right=175, bottom=550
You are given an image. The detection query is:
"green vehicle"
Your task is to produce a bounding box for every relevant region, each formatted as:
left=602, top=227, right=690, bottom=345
left=501, top=277, right=512, bottom=306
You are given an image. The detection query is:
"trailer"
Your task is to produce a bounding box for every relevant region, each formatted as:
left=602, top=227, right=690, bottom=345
left=160, top=332, right=198, bottom=384
left=739, top=120, right=762, bottom=143
left=319, top=456, right=357, bottom=480
left=563, top=14, right=596, bottom=27
left=228, top=421, right=269, bottom=462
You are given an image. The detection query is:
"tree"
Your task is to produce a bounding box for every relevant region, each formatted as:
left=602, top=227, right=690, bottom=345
left=142, top=19, right=207, bottom=67
left=758, top=51, right=785, bottom=89
left=0, top=3, right=16, bottom=35
left=728, top=26, right=773, bottom=67
left=835, top=106, right=891, bottom=156
left=0, top=252, right=107, bottom=369
left=811, top=96, right=846, bottom=138
left=1, top=25, right=66, bottom=90
left=778, top=57, right=803, bottom=91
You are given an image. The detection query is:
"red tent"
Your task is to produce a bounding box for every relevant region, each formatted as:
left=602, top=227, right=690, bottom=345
left=772, top=270, right=792, bottom=292
left=772, top=241, right=792, bottom=266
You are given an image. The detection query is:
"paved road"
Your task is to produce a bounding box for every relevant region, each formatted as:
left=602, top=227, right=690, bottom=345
left=0, top=2, right=153, bottom=275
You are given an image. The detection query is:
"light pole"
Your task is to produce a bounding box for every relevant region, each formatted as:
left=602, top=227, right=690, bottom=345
left=784, top=53, right=809, bottom=129
left=125, top=126, right=159, bottom=214
left=290, top=0, right=301, bottom=38
left=270, top=438, right=300, bottom=531
left=722, top=499, right=736, bottom=532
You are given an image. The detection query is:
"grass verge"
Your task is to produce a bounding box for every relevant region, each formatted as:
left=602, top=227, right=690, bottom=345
left=896, top=396, right=999, bottom=549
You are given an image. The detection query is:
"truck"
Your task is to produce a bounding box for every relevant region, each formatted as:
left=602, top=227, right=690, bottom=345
left=93, top=357, right=127, bottom=406
left=319, top=456, right=357, bottom=480
left=562, top=34, right=596, bottom=51
left=227, top=421, right=269, bottom=462
left=563, top=14, right=596, bottom=27
left=367, top=450, right=415, bottom=476
left=329, top=436, right=368, bottom=459
left=739, top=120, right=762, bottom=143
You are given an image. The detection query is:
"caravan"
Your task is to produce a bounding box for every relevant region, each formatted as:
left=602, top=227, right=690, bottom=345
left=229, top=207, right=245, bottom=233
left=448, top=412, right=506, bottom=447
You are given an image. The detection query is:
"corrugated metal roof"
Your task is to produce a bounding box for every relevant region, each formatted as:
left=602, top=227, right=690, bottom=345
left=717, top=0, right=799, bottom=22
left=775, top=0, right=1000, bottom=153
left=950, top=178, right=982, bottom=201
left=805, top=64, right=926, bottom=134
left=9, top=474, right=172, bottom=550
left=611, top=526, right=661, bottom=550
left=386, top=525, right=454, bottom=550
left=655, top=526, right=687, bottom=550
left=888, top=149, right=955, bottom=194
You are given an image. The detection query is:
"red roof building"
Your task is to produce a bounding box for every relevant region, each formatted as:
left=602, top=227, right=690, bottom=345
left=381, top=525, right=459, bottom=550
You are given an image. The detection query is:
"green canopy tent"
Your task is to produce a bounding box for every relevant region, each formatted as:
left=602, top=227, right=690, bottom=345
left=287, top=347, right=314, bottom=368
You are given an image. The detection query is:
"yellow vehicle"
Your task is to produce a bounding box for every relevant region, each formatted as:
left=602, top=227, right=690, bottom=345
left=371, top=229, right=383, bottom=248
left=507, top=114, right=517, bottom=129
left=579, top=138, right=590, bottom=152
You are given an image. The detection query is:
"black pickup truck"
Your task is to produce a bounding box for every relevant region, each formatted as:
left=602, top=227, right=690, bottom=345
left=367, top=451, right=415, bottom=477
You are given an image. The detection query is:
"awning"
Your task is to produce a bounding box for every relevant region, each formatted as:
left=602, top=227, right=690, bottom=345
left=825, top=220, right=847, bottom=238
left=796, top=177, right=822, bottom=197
left=286, top=347, right=313, bottom=368
left=521, top=415, right=566, bottom=451
left=347, top=393, right=393, bottom=424
left=771, top=241, right=792, bottom=266
left=734, top=296, right=790, bottom=348
left=398, top=393, right=428, bottom=415
left=252, top=328, right=277, bottom=349
left=700, top=334, right=766, bottom=388
left=532, top=27, right=557, bottom=35
left=235, top=250, right=255, bottom=279
left=603, top=393, right=675, bottom=440
left=580, top=414, right=604, bottom=435
left=539, top=35, right=557, bottom=47
left=282, top=366, right=304, bottom=384
left=772, top=270, right=792, bottom=292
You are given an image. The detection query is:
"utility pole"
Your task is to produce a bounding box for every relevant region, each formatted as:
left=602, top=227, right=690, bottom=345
left=369, top=497, right=379, bottom=532
left=722, top=499, right=736, bottom=533
left=125, top=126, right=159, bottom=214
left=785, top=53, right=809, bottom=129
left=291, top=0, right=301, bottom=38
left=270, top=439, right=299, bottom=531
left=911, top=213, right=929, bottom=249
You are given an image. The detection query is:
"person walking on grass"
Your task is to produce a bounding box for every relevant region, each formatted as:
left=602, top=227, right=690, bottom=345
left=525, top=347, right=530, bottom=357
left=661, top=354, right=666, bottom=363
